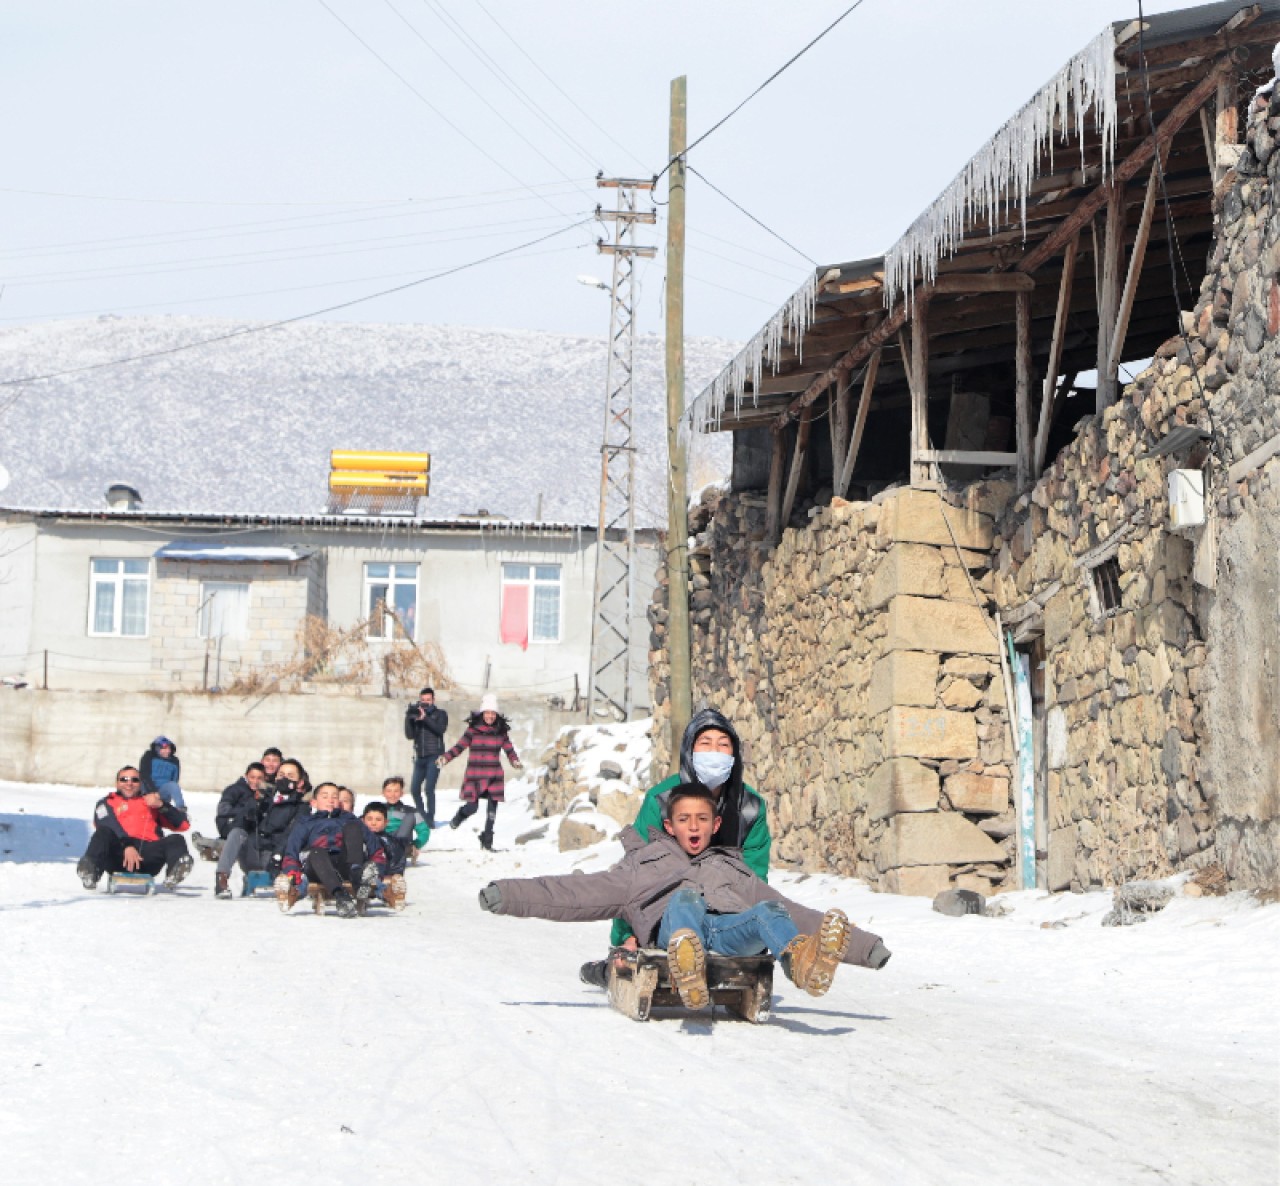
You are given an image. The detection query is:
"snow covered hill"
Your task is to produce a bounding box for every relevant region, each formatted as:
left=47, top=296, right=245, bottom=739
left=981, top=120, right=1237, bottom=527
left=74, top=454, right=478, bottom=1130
left=0, top=317, right=737, bottom=526
left=1, top=779, right=1276, bottom=1186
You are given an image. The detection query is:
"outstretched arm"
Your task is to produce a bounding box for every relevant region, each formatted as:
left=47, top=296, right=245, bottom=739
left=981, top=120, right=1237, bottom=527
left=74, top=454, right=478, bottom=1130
left=480, top=865, right=632, bottom=924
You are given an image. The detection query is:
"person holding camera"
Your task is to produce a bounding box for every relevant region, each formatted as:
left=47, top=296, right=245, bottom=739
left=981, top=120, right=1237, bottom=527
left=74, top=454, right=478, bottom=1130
left=404, top=687, right=448, bottom=827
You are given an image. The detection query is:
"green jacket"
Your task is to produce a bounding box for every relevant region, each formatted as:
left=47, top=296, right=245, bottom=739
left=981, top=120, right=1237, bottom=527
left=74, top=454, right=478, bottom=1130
left=386, top=804, right=430, bottom=850
left=609, top=773, right=770, bottom=947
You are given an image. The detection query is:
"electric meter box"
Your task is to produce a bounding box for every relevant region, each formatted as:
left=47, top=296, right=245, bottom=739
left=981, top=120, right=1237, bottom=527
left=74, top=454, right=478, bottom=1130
left=1168, top=468, right=1205, bottom=531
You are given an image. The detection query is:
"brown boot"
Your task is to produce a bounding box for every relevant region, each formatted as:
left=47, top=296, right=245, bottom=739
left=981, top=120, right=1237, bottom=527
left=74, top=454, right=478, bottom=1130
left=214, top=872, right=231, bottom=899
left=780, top=909, right=852, bottom=998
left=666, top=928, right=710, bottom=1010
left=383, top=874, right=408, bottom=912
left=274, top=874, right=300, bottom=914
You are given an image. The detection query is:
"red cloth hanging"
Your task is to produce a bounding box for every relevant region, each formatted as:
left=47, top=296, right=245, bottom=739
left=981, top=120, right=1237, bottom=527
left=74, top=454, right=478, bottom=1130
left=500, top=584, right=529, bottom=650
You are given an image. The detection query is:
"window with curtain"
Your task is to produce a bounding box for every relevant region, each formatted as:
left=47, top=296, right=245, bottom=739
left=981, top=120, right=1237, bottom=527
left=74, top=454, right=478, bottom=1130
left=88, top=558, right=150, bottom=637
left=501, top=563, right=561, bottom=647
left=199, top=581, right=251, bottom=639
left=365, top=562, right=418, bottom=640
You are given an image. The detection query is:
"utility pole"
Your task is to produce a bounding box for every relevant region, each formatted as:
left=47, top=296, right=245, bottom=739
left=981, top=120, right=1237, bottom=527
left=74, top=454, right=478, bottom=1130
left=664, top=75, right=693, bottom=768
left=586, top=175, right=656, bottom=722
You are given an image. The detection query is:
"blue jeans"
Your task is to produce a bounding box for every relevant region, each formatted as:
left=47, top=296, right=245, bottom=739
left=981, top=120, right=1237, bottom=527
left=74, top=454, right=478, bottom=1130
left=409, top=756, right=440, bottom=825
left=157, top=781, right=186, bottom=809
left=656, top=889, right=798, bottom=958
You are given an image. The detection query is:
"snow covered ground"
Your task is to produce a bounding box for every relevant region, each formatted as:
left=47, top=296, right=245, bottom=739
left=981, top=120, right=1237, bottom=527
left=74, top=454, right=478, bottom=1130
left=1, top=778, right=1276, bottom=1186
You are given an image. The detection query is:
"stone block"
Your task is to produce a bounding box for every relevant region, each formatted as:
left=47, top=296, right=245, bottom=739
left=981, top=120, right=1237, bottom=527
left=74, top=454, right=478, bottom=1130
left=558, top=816, right=606, bottom=852
left=884, top=706, right=979, bottom=760
left=1044, top=590, right=1073, bottom=650
left=940, top=678, right=982, bottom=710
left=867, top=544, right=946, bottom=609
left=943, top=771, right=1008, bottom=814
left=867, top=651, right=939, bottom=716
left=594, top=788, right=642, bottom=827
left=878, top=812, right=1005, bottom=869
left=1047, top=824, right=1076, bottom=891
left=883, top=865, right=954, bottom=897
left=885, top=596, right=999, bottom=656
left=867, top=757, right=940, bottom=821
left=881, top=488, right=994, bottom=551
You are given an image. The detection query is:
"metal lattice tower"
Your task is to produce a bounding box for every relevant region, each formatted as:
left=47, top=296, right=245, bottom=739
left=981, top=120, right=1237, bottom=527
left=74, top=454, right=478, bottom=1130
left=587, top=176, right=656, bottom=721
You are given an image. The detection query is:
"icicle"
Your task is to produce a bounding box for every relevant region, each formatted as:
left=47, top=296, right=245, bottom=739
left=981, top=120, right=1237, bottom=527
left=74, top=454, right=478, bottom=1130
left=883, top=25, right=1116, bottom=310
left=681, top=271, right=818, bottom=441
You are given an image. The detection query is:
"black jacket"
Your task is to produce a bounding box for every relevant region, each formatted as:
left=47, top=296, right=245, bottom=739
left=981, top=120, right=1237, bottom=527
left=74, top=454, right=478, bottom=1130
left=404, top=702, right=449, bottom=759
left=215, top=777, right=261, bottom=840
left=255, top=782, right=309, bottom=858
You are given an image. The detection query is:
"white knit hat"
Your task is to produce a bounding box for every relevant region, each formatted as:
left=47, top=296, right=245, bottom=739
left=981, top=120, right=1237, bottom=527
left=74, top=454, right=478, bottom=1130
left=480, top=693, right=499, bottom=714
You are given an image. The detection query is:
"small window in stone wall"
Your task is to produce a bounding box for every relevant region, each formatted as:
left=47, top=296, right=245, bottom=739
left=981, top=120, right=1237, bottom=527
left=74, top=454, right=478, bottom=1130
left=1090, top=557, right=1122, bottom=616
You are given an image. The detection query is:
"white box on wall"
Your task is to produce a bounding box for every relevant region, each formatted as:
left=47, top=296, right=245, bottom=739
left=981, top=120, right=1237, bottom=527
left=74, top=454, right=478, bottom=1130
left=1168, top=469, right=1205, bottom=531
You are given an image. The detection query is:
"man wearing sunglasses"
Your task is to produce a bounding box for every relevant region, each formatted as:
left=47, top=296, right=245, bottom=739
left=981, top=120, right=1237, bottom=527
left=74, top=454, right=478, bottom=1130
left=76, top=765, right=193, bottom=890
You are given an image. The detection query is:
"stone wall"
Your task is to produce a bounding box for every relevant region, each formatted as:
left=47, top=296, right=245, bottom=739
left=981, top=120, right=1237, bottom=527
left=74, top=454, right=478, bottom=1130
left=649, top=91, right=1280, bottom=896
left=650, top=485, right=1016, bottom=896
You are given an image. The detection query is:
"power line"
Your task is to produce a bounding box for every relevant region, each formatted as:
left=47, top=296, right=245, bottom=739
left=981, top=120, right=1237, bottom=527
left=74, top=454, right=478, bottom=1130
left=0, top=216, right=592, bottom=400
left=379, top=0, right=597, bottom=190
left=0, top=186, right=415, bottom=208
left=654, top=0, right=868, bottom=181
left=314, top=0, right=574, bottom=220
left=472, top=0, right=647, bottom=173
left=0, top=243, right=585, bottom=323
left=415, top=0, right=606, bottom=174
left=686, top=163, right=817, bottom=265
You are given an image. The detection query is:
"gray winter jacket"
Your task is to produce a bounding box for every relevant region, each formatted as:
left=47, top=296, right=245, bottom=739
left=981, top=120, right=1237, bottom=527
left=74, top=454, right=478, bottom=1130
left=486, top=826, right=888, bottom=968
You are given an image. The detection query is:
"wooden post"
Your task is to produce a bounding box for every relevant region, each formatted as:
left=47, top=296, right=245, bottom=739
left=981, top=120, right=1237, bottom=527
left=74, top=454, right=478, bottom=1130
left=1035, top=234, right=1078, bottom=478
left=765, top=426, right=786, bottom=543
left=1096, top=186, right=1124, bottom=411
left=43, top=649, right=48, bottom=691
left=663, top=75, right=692, bottom=764
left=1015, top=288, right=1033, bottom=489
left=779, top=405, right=812, bottom=532
left=829, top=372, right=850, bottom=485
left=202, top=648, right=210, bottom=692
left=836, top=348, right=881, bottom=497
left=1108, top=160, right=1162, bottom=377
left=1215, top=73, right=1238, bottom=170
left=902, top=302, right=930, bottom=487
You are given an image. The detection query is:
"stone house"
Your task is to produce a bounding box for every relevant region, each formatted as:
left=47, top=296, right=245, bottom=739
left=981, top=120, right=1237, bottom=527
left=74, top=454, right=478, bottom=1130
left=651, top=2, right=1280, bottom=894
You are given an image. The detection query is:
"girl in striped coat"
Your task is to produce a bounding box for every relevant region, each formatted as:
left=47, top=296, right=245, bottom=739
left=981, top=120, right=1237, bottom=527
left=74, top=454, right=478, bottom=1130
left=438, top=694, right=522, bottom=851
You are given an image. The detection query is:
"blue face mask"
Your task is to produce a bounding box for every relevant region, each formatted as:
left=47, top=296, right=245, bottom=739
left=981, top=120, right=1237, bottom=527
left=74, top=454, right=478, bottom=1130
left=690, top=750, right=735, bottom=790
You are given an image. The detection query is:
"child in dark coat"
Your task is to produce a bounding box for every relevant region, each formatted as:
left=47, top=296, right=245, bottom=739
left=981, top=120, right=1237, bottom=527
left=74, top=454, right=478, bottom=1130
left=362, top=803, right=408, bottom=912
left=479, top=785, right=891, bottom=1008
left=276, top=784, right=384, bottom=918
left=438, top=694, right=522, bottom=851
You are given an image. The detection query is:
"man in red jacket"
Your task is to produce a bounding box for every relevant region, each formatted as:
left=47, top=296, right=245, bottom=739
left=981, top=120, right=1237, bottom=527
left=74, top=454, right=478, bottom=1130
left=77, top=766, right=193, bottom=890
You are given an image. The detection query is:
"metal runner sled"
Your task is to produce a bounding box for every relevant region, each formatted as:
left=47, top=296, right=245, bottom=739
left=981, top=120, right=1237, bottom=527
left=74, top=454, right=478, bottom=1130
left=106, top=872, right=157, bottom=895
left=607, top=948, right=774, bottom=1024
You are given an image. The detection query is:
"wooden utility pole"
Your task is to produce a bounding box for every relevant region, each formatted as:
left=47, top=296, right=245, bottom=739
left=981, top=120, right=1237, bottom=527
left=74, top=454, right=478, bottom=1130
left=664, top=75, right=692, bottom=769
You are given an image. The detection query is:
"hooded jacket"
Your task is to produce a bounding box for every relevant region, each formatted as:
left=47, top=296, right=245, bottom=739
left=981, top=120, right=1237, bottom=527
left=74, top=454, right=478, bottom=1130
left=139, top=742, right=180, bottom=795
left=255, top=780, right=309, bottom=858
left=486, top=826, right=887, bottom=969
left=280, top=809, right=385, bottom=879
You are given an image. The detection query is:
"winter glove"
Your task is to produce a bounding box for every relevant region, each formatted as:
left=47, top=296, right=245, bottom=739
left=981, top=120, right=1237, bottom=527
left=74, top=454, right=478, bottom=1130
left=478, top=883, right=503, bottom=913
left=866, top=940, right=891, bottom=970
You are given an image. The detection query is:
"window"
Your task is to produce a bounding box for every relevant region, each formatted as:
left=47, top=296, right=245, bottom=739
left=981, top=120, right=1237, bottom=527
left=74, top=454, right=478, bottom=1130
left=88, top=559, right=149, bottom=637
left=500, top=563, right=561, bottom=648
left=199, top=581, right=250, bottom=640
left=365, top=562, right=418, bottom=640
left=1090, top=558, right=1122, bottom=616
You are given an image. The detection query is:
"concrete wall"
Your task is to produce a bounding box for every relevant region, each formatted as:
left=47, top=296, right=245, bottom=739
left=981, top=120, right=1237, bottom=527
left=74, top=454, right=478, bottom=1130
left=0, top=517, right=658, bottom=711
left=0, top=688, right=579, bottom=793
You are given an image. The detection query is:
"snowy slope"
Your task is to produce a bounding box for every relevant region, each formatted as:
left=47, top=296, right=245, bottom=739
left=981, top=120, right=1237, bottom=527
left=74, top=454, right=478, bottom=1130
left=0, top=317, right=736, bottom=526
left=1, top=780, right=1276, bottom=1186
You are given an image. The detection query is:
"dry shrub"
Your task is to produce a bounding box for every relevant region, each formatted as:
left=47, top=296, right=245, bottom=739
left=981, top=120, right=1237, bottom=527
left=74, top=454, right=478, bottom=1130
left=222, top=613, right=452, bottom=697
left=1190, top=864, right=1230, bottom=896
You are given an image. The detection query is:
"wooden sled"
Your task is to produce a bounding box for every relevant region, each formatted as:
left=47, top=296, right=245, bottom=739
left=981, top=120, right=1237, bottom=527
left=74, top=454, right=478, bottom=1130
left=107, top=872, right=157, bottom=896
left=307, top=882, right=375, bottom=916
left=607, top=948, right=773, bottom=1024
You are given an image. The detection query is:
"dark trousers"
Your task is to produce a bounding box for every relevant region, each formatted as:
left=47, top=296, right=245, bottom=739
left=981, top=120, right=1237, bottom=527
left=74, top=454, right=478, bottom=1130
left=84, top=828, right=187, bottom=876
left=452, top=795, right=499, bottom=841
left=304, top=822, right=371, bottom=893
left=409, top=756, right=441, bottom=825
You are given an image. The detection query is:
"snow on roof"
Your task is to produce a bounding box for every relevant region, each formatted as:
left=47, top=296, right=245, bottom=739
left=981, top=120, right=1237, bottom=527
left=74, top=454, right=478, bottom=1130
left=0, top=317, right=737, bottom=529
left=154, top=541, right=312, bottom=562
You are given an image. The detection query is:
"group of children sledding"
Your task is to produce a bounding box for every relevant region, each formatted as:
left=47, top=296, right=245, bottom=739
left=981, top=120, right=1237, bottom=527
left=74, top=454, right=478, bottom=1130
left=75, top=702, right=891, bottom=1008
